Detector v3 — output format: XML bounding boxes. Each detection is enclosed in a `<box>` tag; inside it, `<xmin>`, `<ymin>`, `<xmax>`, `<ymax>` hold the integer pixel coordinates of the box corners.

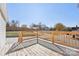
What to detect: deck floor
<box><xmin>6</xmin><ymin>44</ymin><xmax>62</xmax><ymax>56</ymax></box>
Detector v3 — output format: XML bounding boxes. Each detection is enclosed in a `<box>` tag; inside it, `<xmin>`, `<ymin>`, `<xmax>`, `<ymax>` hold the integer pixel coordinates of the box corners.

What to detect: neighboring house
<box><xmin>0</xmin><ymin>4</ymin><xmax>7</xmax><ymax>48</ymax></box>
<box><xmin>31</xmin><ymin>24</ymin><xmax>49</xmax><ymax>31</ymax></box>
<box><xmin>71</xmin><ymin>25</ymin><xmax>79</xmax><ymax>31</ymax></box>
<box><xmin>71</xmin><ymin>25</ymin><xmax>79</xmax><ymax>39</ymax></box>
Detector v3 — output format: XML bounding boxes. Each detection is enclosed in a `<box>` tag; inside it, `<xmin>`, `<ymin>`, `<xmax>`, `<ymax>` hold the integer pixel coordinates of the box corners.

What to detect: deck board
<box><xmin>6</xmin><ymin>44</ymin><xmax>62</xmax><ymax>56</ymax></box>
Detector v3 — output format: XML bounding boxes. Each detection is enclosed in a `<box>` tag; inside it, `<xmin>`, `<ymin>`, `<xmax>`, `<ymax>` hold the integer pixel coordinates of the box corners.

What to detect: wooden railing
<box><xmin>18</xmin><ymin>31</ymin><xmax>23</xmax><ymax>43</ymax></box>
<box><xmin>18</xmin><ymin>31</ymin><xmax>79</xmax><ymax>49</ymax></box>
<box><xmin>18</xmin><ymin>31</ymin><xmax>37</xmax><ymax>43</ymax></box>
<box><xmin>51</xmin><ymin>31</ymin><xmax>79</xmax><ymax>48</ymax></box>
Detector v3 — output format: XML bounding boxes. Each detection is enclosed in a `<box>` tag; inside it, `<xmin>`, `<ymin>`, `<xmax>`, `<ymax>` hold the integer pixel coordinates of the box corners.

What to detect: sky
<box><xmin>7</xmin><ymin>3</ymin><xmax>79</xmax><ymax>27</ymax></box>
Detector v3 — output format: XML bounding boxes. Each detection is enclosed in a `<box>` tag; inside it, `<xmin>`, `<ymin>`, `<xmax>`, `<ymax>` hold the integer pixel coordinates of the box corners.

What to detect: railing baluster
<box><xmin>51</xmin><ymin>31</ymin><xmax>79</xmax><ymax>49</ymax></box>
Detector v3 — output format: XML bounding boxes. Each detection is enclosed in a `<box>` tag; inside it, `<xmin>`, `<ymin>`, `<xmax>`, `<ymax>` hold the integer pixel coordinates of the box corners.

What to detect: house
<box><xmin>71</xmin><ymin>25</ymin><xmax>79</xmax><ymax>31</ymax></box>
<box><xmin>0</xmin><ymin>3</ymin><xmax>7</xmax><ymax>48</ymax></box>
<box><xmin>30</xmin><ymin>23</ymin><xmax>50</xmax><ymax>31</ymax></box>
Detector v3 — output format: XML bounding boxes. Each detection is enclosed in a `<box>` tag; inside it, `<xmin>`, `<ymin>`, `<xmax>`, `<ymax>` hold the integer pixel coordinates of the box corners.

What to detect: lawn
<box><xmin>6</xmin><ymin>31</ymin><xmax>37</xmax><ymax>37</ymax></box>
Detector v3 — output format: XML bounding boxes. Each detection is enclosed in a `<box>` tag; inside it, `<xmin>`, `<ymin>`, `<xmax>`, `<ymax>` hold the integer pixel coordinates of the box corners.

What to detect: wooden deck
<box><xmin>5</xmin><ymin>44</ymin><xmax>62</xmax><ymax>56</ymax></box>
<box><xmin>0</xmin><ymin>37</ymin><xmax>78</xmax><ymax>56</ymax></box>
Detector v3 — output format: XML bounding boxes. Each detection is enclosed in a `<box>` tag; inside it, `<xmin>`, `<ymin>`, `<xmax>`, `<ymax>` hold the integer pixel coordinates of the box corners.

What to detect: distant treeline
<box><xmin>6</xmin><ymin>20</ymin><xmax>76</xmax><ymax>31</ymax></box>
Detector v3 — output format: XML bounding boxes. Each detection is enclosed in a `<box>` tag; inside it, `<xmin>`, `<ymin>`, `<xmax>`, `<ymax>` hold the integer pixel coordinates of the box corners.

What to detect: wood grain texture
<box><xmin>6</xmin><ymin>44</ymin><xmax>62</xmax><ymax>56</ymax></box>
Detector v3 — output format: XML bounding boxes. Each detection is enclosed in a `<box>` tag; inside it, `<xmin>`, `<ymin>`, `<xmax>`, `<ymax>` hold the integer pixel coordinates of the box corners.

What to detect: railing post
<box><xmin>37</xmin><ymin>29</ymin><xmax>38</xmax><ymax>43</ymax></box>
<box><xmin>18</xmin><ymin>31</ymin><xmax>23</xmax><ymax>43</ymax></box>
<box><xmin>52</xmin><ymin>32</ymin><xmax>55</xmax><ymax>44</ymax></box>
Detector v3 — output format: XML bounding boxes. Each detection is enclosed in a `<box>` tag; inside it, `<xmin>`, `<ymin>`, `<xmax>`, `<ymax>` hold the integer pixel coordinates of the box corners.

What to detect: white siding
<box><xmin>0</xmin><ymin>3</ymin><xmax>7</xmax><ymax>49</ymax></box>
<box><xmin>0</xmin><ymin>13</ymin><xmax>6</xmax><ymax>48</ymax></box>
